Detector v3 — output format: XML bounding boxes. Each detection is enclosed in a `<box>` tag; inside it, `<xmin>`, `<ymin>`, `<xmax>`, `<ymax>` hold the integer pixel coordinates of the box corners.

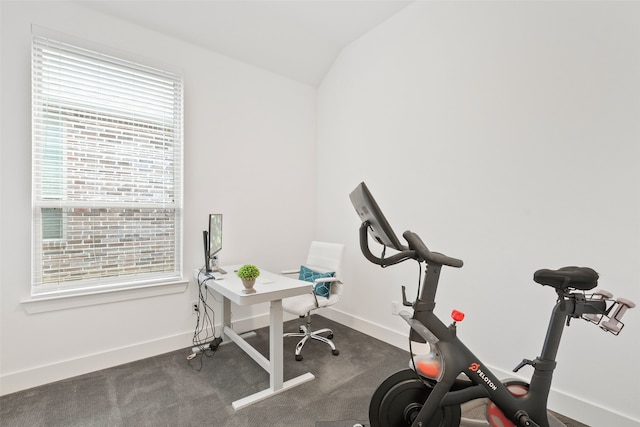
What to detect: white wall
<box><xmin>317</xmin><ymin>2</ymin><xmax>639</xmax><ymax>426</ymax></box>
<box><xmin>0</xmin><ymin>1</ymin><xmax>316</xmax><ymax>394</ymax></box>
<box><xmin>3</xmin><ymin>1</ymin><xmax>639</xmax><ymax>425</ymax></box>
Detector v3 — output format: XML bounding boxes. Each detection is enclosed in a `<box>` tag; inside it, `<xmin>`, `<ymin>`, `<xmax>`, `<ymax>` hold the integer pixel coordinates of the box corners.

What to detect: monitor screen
<box><xmin>349</xmin><ymin>182</ymin><xmax>406</xmax><ymax>251</ymax></box>
<box><xmin>209</xmin><ymin>214</ymin><xmax>223</xmax><ymax>257</ymax></box>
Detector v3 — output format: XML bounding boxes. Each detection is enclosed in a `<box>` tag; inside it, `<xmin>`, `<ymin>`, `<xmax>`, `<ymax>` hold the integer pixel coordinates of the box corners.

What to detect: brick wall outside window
<box><xmin>41</xmin><ymin>208</ymin><xmax>176</xmax><ymax>285</ymax></box>
<box><xmin>38</xmin><ymin>111</ymin><xmax>179</xmax><ymax>287</ymax></box>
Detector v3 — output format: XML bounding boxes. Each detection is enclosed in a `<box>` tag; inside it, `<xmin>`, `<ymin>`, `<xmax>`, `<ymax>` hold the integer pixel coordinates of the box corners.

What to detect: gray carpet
<box><xmin>0</xmin><ymin>315</ymin><xmax>588</xmax><ymax>427</ymax></box>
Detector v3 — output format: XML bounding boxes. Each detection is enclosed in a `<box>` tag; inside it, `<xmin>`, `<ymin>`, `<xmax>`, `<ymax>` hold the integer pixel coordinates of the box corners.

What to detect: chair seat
<box><xmin>282</xmin><ymin>293</ymin><xmax>339</xmax><ymax>317</ymax></box>
<box><xmin>282</xmin><ymin>241</ymin><xmax>345</xmax><ymax>361</ymax></box>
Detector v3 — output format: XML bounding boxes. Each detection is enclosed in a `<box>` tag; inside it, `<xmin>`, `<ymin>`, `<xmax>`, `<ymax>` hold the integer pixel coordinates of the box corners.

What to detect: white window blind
<box><xmin>32</xmin><ymin>29</ymin><xmax>184</xmax><ymax>296</ymax></box>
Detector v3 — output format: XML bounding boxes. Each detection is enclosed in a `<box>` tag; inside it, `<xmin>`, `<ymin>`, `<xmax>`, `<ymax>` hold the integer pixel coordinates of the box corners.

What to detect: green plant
<box><xmin>237</xmin><ymin>264</ymin><xmax>260</xmax><ymax>280</ymax></box>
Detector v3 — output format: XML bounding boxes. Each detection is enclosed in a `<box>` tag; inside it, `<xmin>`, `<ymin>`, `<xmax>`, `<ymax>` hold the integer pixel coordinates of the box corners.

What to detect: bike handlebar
<box><xmin>359</xmin><ymin>222</ymin><xmax>415</xmax><ymax>267</ymax></box>
<box><xmin>359</xmin><ymin>221</ymin><xmax>463</xmax><ymax>269</ymax></box>
<box><xmin>402</xmin><ymin>230</ymin><xmax>464</xmax><ymax>268</ymax></box>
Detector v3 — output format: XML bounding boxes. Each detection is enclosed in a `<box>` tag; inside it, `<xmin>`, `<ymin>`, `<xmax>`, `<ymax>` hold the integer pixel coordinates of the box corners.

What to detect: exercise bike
<box><xmin>349</xmin><ymin>182</ymin><xmax>635</xmax><ymax>427</ymax></box>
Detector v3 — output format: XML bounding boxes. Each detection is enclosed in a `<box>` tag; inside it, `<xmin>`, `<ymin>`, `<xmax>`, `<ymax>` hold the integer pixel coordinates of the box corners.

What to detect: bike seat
<box><xmin>534</xmin><ymin>266</ymin><xmax>598</xmax><ymax>291</ymax></box>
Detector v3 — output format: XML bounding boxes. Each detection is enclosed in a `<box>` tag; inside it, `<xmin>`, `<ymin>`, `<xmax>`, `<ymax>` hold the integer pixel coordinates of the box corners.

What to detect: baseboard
<box><xmin>0</xmin><ymin>311</ymin><xmax>295</xmax><ymax>397</ymax></box>
<box><xmin>319</xmin><ymin>306</ymin><xmax>410</xmax><ymax>350</ymax></box>
<box><xmin>0</xmin><ymin>331</ymin><xmax>193</xmax><ymax>396</ymax></box>
<box><xmin>321</xmin><ymin>307</ymin><xmax>639</xmax><ymax>427</ymax></box>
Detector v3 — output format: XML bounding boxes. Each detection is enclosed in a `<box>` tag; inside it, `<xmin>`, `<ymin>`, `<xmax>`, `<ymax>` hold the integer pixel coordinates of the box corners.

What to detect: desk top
<box><xmin>194</xmin><ymin>265</ymin><xmax>312</xmax><ymax>305</ymax></box>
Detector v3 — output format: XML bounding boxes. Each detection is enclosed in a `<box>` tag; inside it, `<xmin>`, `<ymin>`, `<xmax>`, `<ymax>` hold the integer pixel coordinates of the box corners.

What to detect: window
<box><xmin>31</xmin><ymin>28</ymin><xmax>184</xmax><ymax>296</ymax></box>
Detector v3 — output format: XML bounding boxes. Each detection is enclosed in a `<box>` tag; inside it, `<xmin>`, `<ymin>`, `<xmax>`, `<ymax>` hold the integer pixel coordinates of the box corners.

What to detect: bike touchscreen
<box><xmin>349</xmin><ymin>182</ymin><xmax>407</xmax><ymax>252</ymax></box>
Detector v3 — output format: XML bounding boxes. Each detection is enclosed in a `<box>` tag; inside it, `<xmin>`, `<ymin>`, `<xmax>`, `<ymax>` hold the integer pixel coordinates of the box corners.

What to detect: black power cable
<box><xmin>189</xmin><ymin>267</ymin><xmax>222</xmax><ymax>370</ymax></box>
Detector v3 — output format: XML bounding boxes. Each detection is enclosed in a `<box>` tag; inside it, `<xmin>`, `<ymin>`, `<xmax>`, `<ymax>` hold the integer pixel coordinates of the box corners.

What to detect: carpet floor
<box><xmin>0</xmin><ymin>315</ymin><xmax>588</xmax><ymax>427</ymax></box>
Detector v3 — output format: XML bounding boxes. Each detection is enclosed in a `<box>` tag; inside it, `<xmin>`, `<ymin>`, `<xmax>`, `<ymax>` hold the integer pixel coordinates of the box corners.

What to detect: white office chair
<box><xmin>282</xmin><ymin>241</ymin><xmax>345</xmax><ymax>361</ymax></box>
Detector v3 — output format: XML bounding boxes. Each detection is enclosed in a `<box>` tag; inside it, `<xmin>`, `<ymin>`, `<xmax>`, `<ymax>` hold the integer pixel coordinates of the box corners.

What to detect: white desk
<box><xmin>194</xmin><ymin>266</ymin><xmax>315</xmax><ymax>410</ymax></box>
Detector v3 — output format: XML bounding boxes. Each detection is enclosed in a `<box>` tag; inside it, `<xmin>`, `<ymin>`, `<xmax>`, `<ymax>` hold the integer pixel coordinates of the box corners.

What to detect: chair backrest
<box><xmin>305</xmin><ymin>241</ymin><xmax>345</xmax><ymax>296</ymax></box>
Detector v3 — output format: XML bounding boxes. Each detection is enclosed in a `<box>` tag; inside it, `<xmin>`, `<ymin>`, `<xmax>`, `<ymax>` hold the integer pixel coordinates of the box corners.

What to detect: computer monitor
<box><xmin>209</xmin><ymin>213</ymin><xmax>223</xmax><ymax>257</ymax></box>
<box><xmin>349</xmin><ymin>182</ymin><xmax>406</xmax><ymax>251</ymax></box>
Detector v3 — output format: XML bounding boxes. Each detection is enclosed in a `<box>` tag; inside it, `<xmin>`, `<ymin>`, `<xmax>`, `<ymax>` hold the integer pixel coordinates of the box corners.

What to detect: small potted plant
<box><xmin>237</xmin><ymin>264</ymin><xmax>260</xmax><ymax>294</ymax></box>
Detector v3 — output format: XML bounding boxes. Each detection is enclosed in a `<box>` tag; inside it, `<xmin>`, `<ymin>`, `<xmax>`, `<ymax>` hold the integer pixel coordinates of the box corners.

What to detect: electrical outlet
<box><xmin>391</xmin><ymin>300</ymin><xmax>401</xmax><ymax>315</ymax></box>
<box><xmin>191</xmin><ymin>301</ymin><xmax>199</xmax><ymax>314</ymax></box>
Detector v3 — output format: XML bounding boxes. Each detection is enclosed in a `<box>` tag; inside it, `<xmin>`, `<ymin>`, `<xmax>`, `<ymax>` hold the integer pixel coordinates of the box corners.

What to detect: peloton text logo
<box><xmin>469</xmin><ymin>363</ymin><xmax>498</xmax><ymax>391</ymax></box>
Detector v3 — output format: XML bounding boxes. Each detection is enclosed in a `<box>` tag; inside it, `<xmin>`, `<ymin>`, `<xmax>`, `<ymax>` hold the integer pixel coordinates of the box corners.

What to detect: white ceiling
<box><xmin>80</xmin><ymin>0</ymin><xmax>414</xmax><ymax>87</ymax></box>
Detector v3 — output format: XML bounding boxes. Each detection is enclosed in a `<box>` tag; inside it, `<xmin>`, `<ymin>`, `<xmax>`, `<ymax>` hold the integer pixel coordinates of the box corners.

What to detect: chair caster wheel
<box><xmin>328</xmin><ymin>333</ymin><xmax>334</xmax><ymax>339</ymax></box>
<box><xmin>332</xmin><ymin>349</ymin><xmax>340</xmax><ymax>356</ymax></box>
<box><xmin>295</xmin><ymin>354</ymin><xmax>303</xmax><ymax>361</ymax></box>
<box><xmin>299</xmin><ymin>327</ymin><xmax>305</xmax><ymax>333</ymax></box>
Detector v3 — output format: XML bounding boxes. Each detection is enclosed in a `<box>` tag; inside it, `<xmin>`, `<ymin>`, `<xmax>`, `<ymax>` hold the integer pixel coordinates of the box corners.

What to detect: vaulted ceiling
<box><xmin>80</xmin><ymin>1</ymin><xmax>414</xmax><ymax>87</ymax></box>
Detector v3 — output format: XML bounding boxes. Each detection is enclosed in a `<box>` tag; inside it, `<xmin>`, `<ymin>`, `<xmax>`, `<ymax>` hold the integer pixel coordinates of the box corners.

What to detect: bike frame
<box><xmin>358</xmin><ymin>222</ymin><xmax>607</xmax><ymax>427</ymax></box>
<box><xmin>408</xmin><ymin>263</ymin><xmax>606</xmax><ymax>427</ymax></box>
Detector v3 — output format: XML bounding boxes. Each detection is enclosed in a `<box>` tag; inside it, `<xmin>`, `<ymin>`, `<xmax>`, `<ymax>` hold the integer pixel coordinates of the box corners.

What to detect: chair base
<box><xmin>283</xmin><ymin>315</ymin><xmax>340</xmax><ymax>361</ymax></box>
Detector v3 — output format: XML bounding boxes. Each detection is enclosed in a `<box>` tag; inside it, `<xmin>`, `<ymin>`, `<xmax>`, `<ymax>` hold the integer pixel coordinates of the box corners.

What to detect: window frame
<box><xmin>31</xmin><ymin>27</ymin><xmax>185</xmax><ymax>298</ymax></box>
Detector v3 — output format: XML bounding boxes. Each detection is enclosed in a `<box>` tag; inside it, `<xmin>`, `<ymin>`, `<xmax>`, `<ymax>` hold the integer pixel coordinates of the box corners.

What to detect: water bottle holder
<box><xmin>582</xmin><ymin>311</ymin><xmax>603</xmax><ymax>324</ymax></box>
<box><xmin>581</xmin><ymin>291</ymin><xmax>610</xmax><ymax>325</ymax></box>
<box><xmin>599</xmin><ymin>319</ymin><xmax>626</xmax><ymax>335</ymax></box>
<box><xmin>581</xmin><ymin>291</ymin><xmax>635</xmax><ymax>336</ymax></box>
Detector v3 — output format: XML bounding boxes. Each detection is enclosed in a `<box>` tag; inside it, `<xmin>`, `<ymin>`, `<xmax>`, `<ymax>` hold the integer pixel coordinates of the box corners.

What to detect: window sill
<box><xmin>21</xmin><ymin>280</ymin><xmax>189</xmax><ymax>314</ymax></box>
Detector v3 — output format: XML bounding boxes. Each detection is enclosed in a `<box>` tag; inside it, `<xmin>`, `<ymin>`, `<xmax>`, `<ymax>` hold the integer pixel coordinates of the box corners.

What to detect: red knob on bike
<box><xmin>451</xmin><ymin>310</ymin><xmax>465</xmax><ymax>322</ymax></box>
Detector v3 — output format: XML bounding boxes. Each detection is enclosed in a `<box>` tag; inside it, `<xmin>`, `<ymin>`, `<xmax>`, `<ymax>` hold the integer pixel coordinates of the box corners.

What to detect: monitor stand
<box><xmin>213</xmin><ymin>267</ymin><xmax>227</xmax><ymax>274</ymax></box>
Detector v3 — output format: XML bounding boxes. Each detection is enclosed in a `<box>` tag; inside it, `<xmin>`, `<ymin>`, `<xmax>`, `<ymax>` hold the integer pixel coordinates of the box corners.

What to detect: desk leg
<box><xmin>230</xmin><ymin>298</ymin><xmax>314</xmax><ymax>411</ymax></box>
<box><xmin>222</xmin><ymin>297</ymin><xmax>231</xmax><ymax>339</ymax></box>
<box><xmin>270</xmin><ymin>299</ymin><xmax>284</xmax><ymax>391</ymax></box>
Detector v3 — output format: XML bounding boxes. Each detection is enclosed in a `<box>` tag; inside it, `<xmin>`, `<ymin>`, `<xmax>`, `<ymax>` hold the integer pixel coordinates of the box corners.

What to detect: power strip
<box><xmin>186</xmin><ymin>331</ymin><xmax>257</xmax><ymax>360</ymax></box>
<box><xmin>191</xmin><ymin>337</ymin><xmax>223</xmax><ymax>354</ymax></box>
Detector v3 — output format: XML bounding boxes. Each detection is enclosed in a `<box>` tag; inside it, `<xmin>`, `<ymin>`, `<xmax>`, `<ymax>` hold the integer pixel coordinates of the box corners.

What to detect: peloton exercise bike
<box><xmin>349</xmin><ymin>182</ymin><xmax>635</xmax><ymax>427</ymax></box>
